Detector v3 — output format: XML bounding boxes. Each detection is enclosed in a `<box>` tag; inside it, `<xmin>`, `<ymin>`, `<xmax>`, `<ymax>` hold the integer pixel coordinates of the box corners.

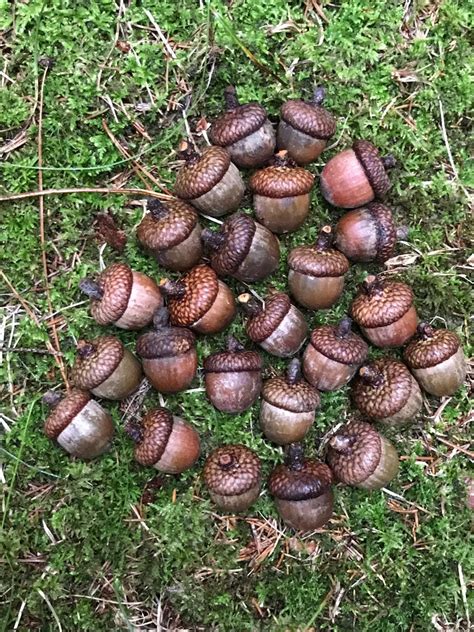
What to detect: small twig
<box><xmin>435</xmin><ymin>436</ymin><xmax>474</xmax><ymax>459</ymax></box>
<box><xmin>0</xmin><ymin>346</ymin><xmax>65</xmax><ymax>356</ymax></box>
<box><xmin>0</xmin><ymin>187</ymin><xmax>172</xmax><ymax>203</ymax></box>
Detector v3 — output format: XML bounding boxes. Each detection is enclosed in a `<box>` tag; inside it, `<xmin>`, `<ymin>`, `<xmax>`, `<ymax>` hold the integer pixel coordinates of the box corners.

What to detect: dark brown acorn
<box><xmin>352</xmin><ymin>358</ymin><xmax>423</xmax><ymax>425</ymax></box>
<box><xmin>202</xmin><ymin>213</ymin><xmax>280</xmax><ymax>283</ymax></box>
<box><xmin>249</xmin><ymin>151</ymin><xmax>314</xmax><ymax>234</ymax></box>
<box><xmin>277</xmin><ymin>86</ymin><xmax>337</xmax><ymax>165</ymax></box>
<box><xmin>203</xmin><ymin>444</ymin><xmax>262</xmax><ymax>512</ymax></box>
<box><xmin>334</xmin><ymin>202</ymin><xmax>407</xmax><ymax>263</ymax></box>
<box><xmin>159</xmin><ymin>265</ymin><xmax>236</xmax><ymax>335</ymax></box>
<box><xmin>268</xmin><ymin>443</ymin><xmax>334</xmax><ymax>531</ymax></box>
<box><xmin>71</xmin><ymin>336</ymin><xmax>142</xmax><ymax>401</ymax></box>
<box><xmin>320</xmin><ymin>140</ymin><xmax>396</xmax><ymax>209</ymax></box>
<box><xmin>260</xmin><ymin>359</ymin><xmax>320</xmax><ymax>445</ymax></box>
<box><xmin>351</xmin><ymin>275</ymin><xmax>418</xmax><ymax>347</ymax></box>
<box><xmin>43</xmin><ymin>389</ymin><xmax>114</xmax><ymax>459</ymax></box>
<box><xmin>327</xmin><ymin>420</ymin><xmax>399</xmax><ymax>489</ymax></box>
<box><xmin>288</xmin><ymin>226</ymin><xmax>350</xmax><ymax>310</ymax></box>
<box><xmin>208</xmin><ymin>85</ymin><xmax>276</xmax><ymax>168</ymax></box>
<box><xmin>126</xmin><ymin>408</ymin><xmax>200</xmax><ymax>474</ymax></box>
<box><xmin>174</xmin><ymin>142</ymin><xmax>244</xmax><ymax>217</ymax></box>
<box><xmin>136</xmin><ymin>198</ymin><xmax>202</xmax><ymax>271</ymax></box>
<box><xmin>303</xmin><ymin>317</ymin><xmax>368</xmax><ymax>391</ymax></box>
<box><xmin>79</xmin><ymin>263</ymin><xmax>163</xmax><ymax>330</ymax></box>
<box><xmin>239</xmin><ymin>292</ymin><xmax>308</xmax><ymax>358</ymax></box>
<box><xmin>136</xmin><ymin>307</ymin><xmax>197</xmax><ymax>394</ymax></box>
<box><xmin>204</xmin><ymin>336</ymin><xmax>262</xmax><ymax>413</ymax></box>
<box><xmin>403</xmin><ymin>323</ymin><xmax>467</xmax><ymax>396</ymax></box>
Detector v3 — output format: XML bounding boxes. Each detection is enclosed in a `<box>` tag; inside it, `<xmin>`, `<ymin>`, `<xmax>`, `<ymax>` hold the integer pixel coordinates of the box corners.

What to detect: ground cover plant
<box><xmin>0</xmin><ymin>0</ymin><xmax>472</xmax><ymax>630</ymax></box>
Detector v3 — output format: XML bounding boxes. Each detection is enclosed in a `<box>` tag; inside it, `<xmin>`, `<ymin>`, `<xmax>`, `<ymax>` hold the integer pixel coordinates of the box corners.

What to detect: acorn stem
<box><xmin>312</xmin><ymin>85</ymin><xmax>326</xmax><ymax>105</ymax></box>
<box><xmin>382</xmin><ymin>155</ymin><xmax>397</xmax><ymax>170</ymax></box>
<box><xmin>79</xmin><ymin>278</ymin><xmax>104</xmax><ymax>300</ymax></box>
<box><xmin>286</xmin><ymin>443</ymin><xmax>305</xmax><ymax>471</ymax></box>
<box><xmin>153</xmin><ymin>306</ymin><xmax>170</xmax><ymax>330</ymax></box>
<box><xmin>148</xmin><ymin>199</ymin><xmax>169</xmax><ymax>220</ymax></box>
<box><xmin>417</xmin><ymin>322</ymin><xmax>435</xmax><ymax>339</ymax></box>
<box><xmin>237</xmin><ymin>293</ymin><xmax>263</xmax><ymax>317</ymax></box>
<box><xmin>177</xmin><ymin>140</ymin><xmax>200</xmax><ymax>164</ymax></box>
<box><xmin>286</xmin><ymin>358</ymin><xmax>302</xmax><ymax>385</ymax></box>
<box><xmin>224</xmin><ymin>85</ymin><xmax>239</xmax><ymax>109</ymax></box>
<box><xmin>43</xmin><ymin>390</ymin><xmax>62</xmax><ymax>407</ymax></box>
<box><xmin>272</xmin><ymin>150</ymin><xmax>291</xmax><ymax>168</ymax></box>
<box><xmin>125</xmin><ymin>423</ymin><xmax>143</xmax><ymax>443</ymax></box>
<box><xmin>362</xmin><ymin>275</ymin><xmax>383</xmax><ymax>295</ymax></box>
<box><xmin>159</xmin><ymin>279</ymin><xmax>186</xmax><ymax>299</ymax></box>
<box><xmin>329</xmin><ymin>433</ymin><xmax>356</xmax><ymax>454</ymax></box>
<box><xmin>201</xmin><ymin>228</ymin><xmax>226</xmax><ymax>251</ymax></box>
<box><xmin>226</xmin><ymin>336</ymin><xmax>245</xmax><ymax>353</ymax></box>
<box><xmin>315</xmin><ymin>225</ymin><xmax>333</xmax><ymax>250</ymax></box>
<box><xmin>359</xmin><ymin>365</ymin><xmax>384</xmax><ymax>387</ymax></box>
<box><xmin>76</xmin><ymin>340</ymin><xmax>96</xmax><ymax>358</ymax></box>
<box><xmin>336</xmin><ymin>316</ymin><xmax>352</xmax><ymax>338</ymax></box>
<box><xmin>218</xmin><ymin>453</ymin><xmax>235</xmax><ymax>470</ymax></box>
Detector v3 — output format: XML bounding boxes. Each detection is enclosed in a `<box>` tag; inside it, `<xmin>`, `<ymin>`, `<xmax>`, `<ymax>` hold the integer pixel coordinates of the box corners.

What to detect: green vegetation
<box><xmin>0</xmin><ymin>0</ymin><xmax>472</xmax><ymax>629</ymax></box>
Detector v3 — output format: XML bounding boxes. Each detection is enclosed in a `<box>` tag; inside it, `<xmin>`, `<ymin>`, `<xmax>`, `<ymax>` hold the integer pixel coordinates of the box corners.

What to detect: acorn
<box><xmin>136</xmin><ymin>198</ymin><xmax>202</xmax><ymax>271</ymax></box>
<box><xmin>320</xmin><ymin>140</ymin><xmax>396</xmax><ymax>208</ymax></box>
<box><xmin>136</xmin><ymin>307</ymin><xmax>197</xmax><ymax>394</ymax></box>
<box><xmin>303</xmin><ymin>317</ymin><xmax>368</xmax><ymax>391</ymax></box>
<box><xmin>268</xmin><ymin>443</ymin><xmax>334</xmax><ymax>531</ymax></box>
<box><xmin>351</xmin><ymin>275</ymin><xmax>418</xmax><ymax>347</ymax></box>
<box><xmin>159</xmin><ymin>265</ymin><xmax>236</xmax><ymax>335</ymax></box>
<box><xmin>203</xmin><ymin>444</ymin><xmax>262</xmax><ymax>512</ymax></box>
<box><xmin>352</xmin><ymin>358</ymin><xmax>423</xmax><ymax>426</ymax></box>
<box><xmin>43</xmin><ymin>389</ymin><xmax>114</xmax><ymax>459</ymax></box>
<box><xmin>403</xmin><ymin>323</ymin><xmax>467</xmax><ymax>396</ymax></box>
<box><xmin>71</xmin><ymin>336</ymin><xmax>142</xmax><ymax>401</ymax></box>
<box><xmin>260</xmin><ymin>359</ymin><xmax>320</xmax><ymax>445</ymax></box>
<box><xmin>239</xmin><ymin>292</ymin><xmax>308</xmax><ymax>358</ymax></box>
<box><xmin>208</xmin><ymin>85</ymin><xmax>276</xmax><ymax>168</ymax></box>
<box><xmin>79</xmin><ymin>263</ymin><xmax>163</xmax><ymax>330</ymax></box>
<box><xmin>126</xmin><ymin>408</ymin><xmax>200</xmax><ymax>474</ymax></box>
<box><xmin>204</xmin><ymin>337</ymin><xmax>263</xmax><ymax>413</ymax></box>
<box><xmin>249</xmin><ymin>151</ymin><xmax>314</xmax><ymax>234</ymax></box>
<box><xmin>277</xmin><ymin>86</ymin><xmax>337</xmax><ymax>165</ymax></box>
<box><xmin>327</xmin><ymin>420</ymin><xmax>399</xmax><ymax>490</ymax></box>
<box><xmin>202</xmin><ymin>213</ymin><xmax>280</xmax><ymax>283</ymax></box>
<box><xmin>334</xmin><ymin>202</ymin><xmax>407</xmax><ymax>263</ymax></box>
<box><xmin>288</xmin><ymin>226</ymin><xmax>350</xmax><ymax>310</ymax></box>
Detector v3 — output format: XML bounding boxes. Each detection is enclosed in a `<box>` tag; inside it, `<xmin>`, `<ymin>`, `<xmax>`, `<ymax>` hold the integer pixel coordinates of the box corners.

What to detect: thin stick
<box><xmin>0</xmin><ymin>187</ymin><xmax>172</xmax><ymax>203</ymax></box>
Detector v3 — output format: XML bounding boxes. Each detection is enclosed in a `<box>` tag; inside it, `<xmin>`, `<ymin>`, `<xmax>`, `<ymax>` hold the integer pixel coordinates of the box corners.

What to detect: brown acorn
<box><xmin>174</xmin><ymin>143</ymin><xmax>244</xmax><ymax>217</ymax></box>
<box><xmin>43</xmin><ymin>389</ymin><xmax>114</xmax><ymax>459</ymax></box>
<box><xmin>136</xmin><ymin>198</ymin><xmax>202</xmax><ymax>271</ymax></box>
<box><xmin>249</xmin><ymin>151</ymin><xmax>314</xmax><ymax>234</ymax></box>
<box><xmin>268</xmin><ymin>443</ymin><xmax>334</xmax><ymax>531</ymax></box>
<box><xmin>208</xmin><ymin>85</ymin><xmax>276</xmax><ymax>168</ymax></box>
<box><xmin>204</xmin><ymin>337</ymin><xmax>262</xmax><ymax>413</ymax></box>
<box><xmin>320</xmin><ymin>140</ymin><xmax>396</xmax><ymax>209</ymax></box>
<box><xmin>277</xmin><ymin>86</ymin><xmax>337</xmax><ymax>165</ymax></box>
<box><xmin>288</xmin><ymin>226</ymin><xmax>350</xmax><ymax>310</ymax></box>
<box><xmin>126</xmin><ymin>408</ymin><xmax>200</xmax><ymax>474</ymax></box>
<box><xmin>351</xmin><ymin>275</ymin><xmax>418</xmax><ymax>347</ymax></box>
<box><xmin>239</xmin><ymin>292</ymin><xmax>308</xmax><ymax>358</ymax></box>
<box><xmin>136</xmin><ymin>307</ymin><xmax>197</xmax><ymax>394</ymax></box>
<box><xmin>159</xmin><ymin>265</ymin><xmax>236</xmax><ymax>335</ymax></box>
<box><xmin>334</xmin><ymin>202</ymin><xmax>407</xmax><ymax>263</ymax></box>
<box><xmin>303</xmin><ymin>317</ymin><xmax>369</xmax><ymax>391</ymax></box>
<box><xmin>71</xmin><ymin>336</ymin><xmax>142</xmax><ymax>401</ymax></box>
<box><xmin>352</xmin><ymin>358</ymin><xmax>423</xmax><ymax>425</ymax></box>
<box><xmin>203</xmin><ymin>444</ymin><xmax>262</xmax><ymax>512</ymax></box>
<box><xmin>260</xmin><ymin>359</ymin><xmax>320</xmax><ymax>445</ymax></box>
<box><xmin>327</xmin><ymin>420</ymin><xmax>399</xmax><ymax>490</ymax></box>
<box><xmin>202</xmin><ymin>213</ymin><xmax>280</xmax><ymax>283</ymax></box>
<box><xmin>403</xmin><ymin>323</ymin><xmax>467</xmax><ymax>396</ymax></box>
<box><xmin>79</xmin><ymin>263</ymin><xmax>163</xmax><ymax>330</ymax></box>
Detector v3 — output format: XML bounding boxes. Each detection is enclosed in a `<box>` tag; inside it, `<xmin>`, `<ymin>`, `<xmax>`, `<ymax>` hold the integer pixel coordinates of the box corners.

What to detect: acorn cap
<box><xmin>204</xmin><ymin>337</ymin><xmax>262</xmax><ymax>373</ymax></box>
<box><xmin>136</xmin><ymin>327</ymin><xmax>195</xmax><ymax>359</ymax></box>
<box><xmin>353</xmin><ymin>140</ymin><xmax>391</xmax><ymax>198</ymax></box>
<box><xmin>245</xmin><ymin>293</ymin><xmax>291</xmax><ymax>343</ymax></box>
<box><xmin>203</xmin><ymin>444</ymin><xmax>261</xmax><ymax>496</ymax></box>
<box><xmin>327</xmin><ymin>421</ymin><xmax>382</xmax><ymax>485</ymax></box>
<box><xmin>174</xmin><ymin>146</ymin><xmax>232</xmax><ymax>200</ymax></box>
<box><xmin>404</xmin><ymin>324</ymin><xmax>461</xmax><ymax>369</ymax></box>
<box><xmin>249</xmin><ymin>165</ymin><xmax>314</xmax><ymax>198</ymax></box>
<box><xmin>352</xmin><ymin>358</ymin><xmax>413</xmax><ymax>418</ymax></box>
<box><xmin>72</xmin><ymin>337</ymin><xmax>124</xmax><ymax>390</ymax></box>
<box><xmin>262</xmin><ymin>360</ymin><xmax>319</xmax><ymax>412</ymax></box>
<box><xmin>351</xmin><ymin>276</ymin><xmax>414</xmax><ymax>328</ymax></box>
<box><xmin>206</xmin><ymin>214</ymin><xmax>256</xmax><ymax>276</ymax></box>
<box><xmin>268</xmin><ymin>459</ymin><xmax>333</xmax><ymax>501</ymax></box>
<box><xmin>132</xmin><ymin>408</ymin><xmax>174</xmax><ymax>466</ymax></box>
<box><xmin>288</xmin><ymin>227</ymin><xmax>349</xmax><ymax>278</ymax></box>
<box><xmin>44</xmin><ymin>389</ymin><xmax>91</xmax><ymax>439</ymax></box>
<box><xmin>365</xmin><ymin>202</ymin><xmax>397</xmax><ymax>262</ymax></box>
<box><xmin>163</xmin><ymin>265</ymin><xmax>219</xmax><ymax>327</ymax></box>
<box><xmin>137</xmin><ymin>199</ymin><xmax>198</xmax><ymax>251</ymax></box>
<box><xmin>280</xmin><ymin>97</ymin><xmax>336</xmax><ymax>140</ymax></box>
<box><xmin>86</xmin><ymin>263</ymin><xmax>133</xmax><ymax>325</ymax></box>
<box><xmin>209</xmin><ymin>87</ymin><xmax>268</xmax><ymax>146</ymax></box>
<box><xmin>309</xmin><ymin>319</ymin><xmax>368</xmax><ymax>366</ymax></box>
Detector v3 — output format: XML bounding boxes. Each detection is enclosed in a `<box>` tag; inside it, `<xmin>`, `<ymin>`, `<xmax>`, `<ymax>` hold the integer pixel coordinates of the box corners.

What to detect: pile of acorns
<box><xmin>44</xmin><ymin>86</ymin><xmax>467</xmax><ymax>532</ymax></box>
